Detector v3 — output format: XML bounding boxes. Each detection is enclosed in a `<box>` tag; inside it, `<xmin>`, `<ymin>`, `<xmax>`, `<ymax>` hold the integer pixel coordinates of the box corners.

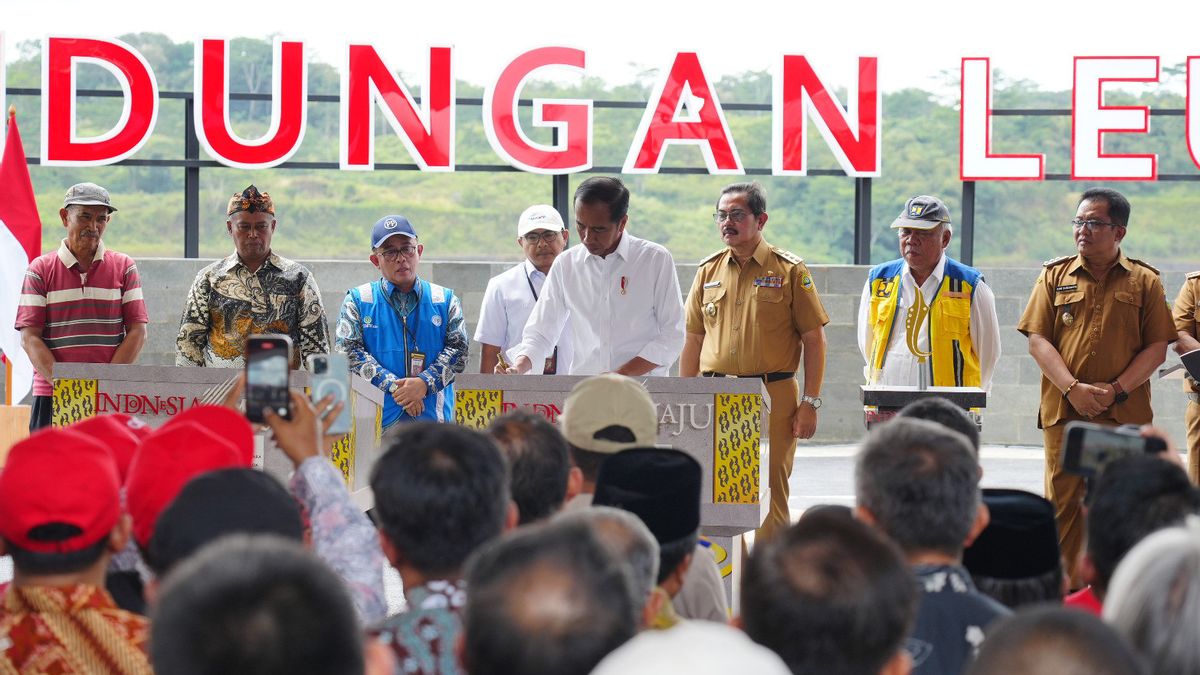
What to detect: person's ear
<box><xmin>504</xmin><ymin>501</ymin><xmax>520</xmax><ymax>531</ymax></box>
<box><xmin>369</xmin><ymin>253</ymin><xmax>381</xmax><ymax>270</ymax></box>
<box><xmin>363</xmin><ymin>636</ymin><xmax>397</xmax><ymax>675</ymax></box>
<box><xmin>641</xmin><ymin>588</ymin><xmax>666</xmax><ymax>629</ymax></box>
<box><xmin>1080</xmin><ymin>553</ymin><xmax>1098</xmax><ymax>588</ymax></box>
<box><xmin>144</xmin><ymin>576</ymin><xmax>160</xmax><ymax>607</ymax></box>
<box><xmin>854</xmin><ymin>504</ymin><xmax>878</xmax><ymax>526</ymax></box>
<box><xmin>963</xmin><ymin>501</ymin><xmax>990</xmax><ymax>548</ymax></box>
<box><xmin>756</xmin><ymin>212</ymin><xmax>768</xmax><ymax>230</ymax></box>
<box><xmin>378</xmin><ymin>531</ymin><xmax>402</xmax><ymax>568</ymax></box>
<box><xmin>564</xmin><ymin>467</ymin><xmax>584</xmax><ymax>503</ymax></box>
<box><xmin>109</xmin><ymin>514</ymin><xmax>132</xmax><ymax>553</ymax></box>
<box><xmin>880</xmin><ymin>648</ymin><xmax>913</xmax><ymax>675</ymax></box>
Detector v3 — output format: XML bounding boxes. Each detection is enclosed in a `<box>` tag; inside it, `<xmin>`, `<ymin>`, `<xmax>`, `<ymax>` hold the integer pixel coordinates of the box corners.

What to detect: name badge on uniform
<box><xmin>1056</xmin><ymin>284</ymin><xmax>1078</xmax><ymax>293</ymax></box>
<box><xmin>409</xmin><ymin>351</ymin><xmax>426</xmax><ymax>377</ymax></box>
<box><xmin>703</xmin><ymin>280</ymin><xmax>721</xmax><ymax>289</ymax></box>
<box><xmin>754</xmin><ymin>275</ymin><xmax>783</xmax><ymax>288</ymax></box>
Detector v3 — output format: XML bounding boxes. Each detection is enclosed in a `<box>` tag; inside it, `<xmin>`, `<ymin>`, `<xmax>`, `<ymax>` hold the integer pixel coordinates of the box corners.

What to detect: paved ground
<box><xmin>0</xmin><ymin>443</ymin><xmax>1050</xmax><ymax>613</ymax></box>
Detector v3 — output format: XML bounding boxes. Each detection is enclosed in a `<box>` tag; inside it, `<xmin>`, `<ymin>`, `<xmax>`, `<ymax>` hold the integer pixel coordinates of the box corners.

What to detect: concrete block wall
<box><xmin>67</xmin><ymin>258</ymin><xmax>1197</xmax><ymax>447</ymax></box>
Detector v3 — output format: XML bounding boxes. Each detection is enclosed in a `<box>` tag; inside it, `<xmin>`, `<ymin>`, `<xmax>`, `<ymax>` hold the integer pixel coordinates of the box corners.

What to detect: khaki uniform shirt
<box><xmin>1017</xmin><ymin>252</ymin><xmax>1175</xmax><ymax>427</ymax></box>
<box><xmin>1171</xmin><ymin>272</ymin><xmax>1200</xmax><ymax>393</ymax></box>
<box><xmin>685</xmin><ymin>238</ymin><xmax>829</xmax><ymax>374</ymax></box>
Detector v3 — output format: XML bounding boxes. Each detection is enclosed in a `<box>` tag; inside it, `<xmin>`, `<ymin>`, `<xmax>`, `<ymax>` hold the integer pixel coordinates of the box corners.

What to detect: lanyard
<box><xmin>525</xmin><ymin>268</ymin><xmax>540</xmax><ymax>301</ymax></box>
<box><xmin>380</xmin><ymin>280</ymin><xmax>420</xmax><ymax>359</ymax></box>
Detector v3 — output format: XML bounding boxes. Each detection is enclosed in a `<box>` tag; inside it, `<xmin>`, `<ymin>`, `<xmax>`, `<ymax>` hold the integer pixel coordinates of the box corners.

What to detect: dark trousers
<box><xmin>29</xmin><ymin>395</ymin><xmax>53</xmax><ymax>432</ymax></box>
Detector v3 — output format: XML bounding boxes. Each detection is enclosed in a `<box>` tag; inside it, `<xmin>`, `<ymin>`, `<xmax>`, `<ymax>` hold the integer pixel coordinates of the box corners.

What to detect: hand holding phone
<box><xmin>1062</xmin><ymin>421</ymin><xmax>1168</xmax><ymax>479</ymax></box>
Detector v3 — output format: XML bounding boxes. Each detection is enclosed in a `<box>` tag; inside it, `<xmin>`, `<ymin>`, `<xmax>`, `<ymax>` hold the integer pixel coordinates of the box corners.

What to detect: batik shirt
<box><xmin>176</xmin><ymin>252</ymin><xmax>330</xmax><ymax>369</ymax></box>
<box><xmin>0</xmin><ymin>584</ymin><xmax>152</xmax><ymax>674</ymax></box>
<box><xmin>335</xmin><ymin>281</ymin><xmax>468</xmax><ymax>397</ymax></box>
<box><xmin>373</xmin><ymin>579</ymin><xmax>467</xmax><ymax>675</ymax></box>
<box><xmin>907</xmin><ymin>564</ymin><xmax>1010</xmax><ymax>675</ymax></box>
<box><xmin>291</xmin><ymin>456</ymin><xmax>387</xmax><ymax>625</ymax></box>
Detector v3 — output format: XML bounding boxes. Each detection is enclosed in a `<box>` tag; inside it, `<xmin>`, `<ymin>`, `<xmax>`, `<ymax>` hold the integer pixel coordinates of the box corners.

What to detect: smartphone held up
<box><xmin>245</xmin><ymin>334</ymin><xmax>293</xmax><ymax>423</ymax></box>
<box><xmin>307</xmin><ymin>353</ymin><xmax>352</xmax><ymax>435</ymax></box>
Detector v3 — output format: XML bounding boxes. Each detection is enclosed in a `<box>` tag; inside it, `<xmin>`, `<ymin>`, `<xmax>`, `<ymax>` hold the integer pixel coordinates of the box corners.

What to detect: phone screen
<box><xmin>1062</xmin><ymin>421</ymin><xmax>1162</xmax><ymax>478</ymax></box>
<box><xmin>246</xmin><ymin>336</ymin><xmax>292</xmax><ymax>423</ymax></box>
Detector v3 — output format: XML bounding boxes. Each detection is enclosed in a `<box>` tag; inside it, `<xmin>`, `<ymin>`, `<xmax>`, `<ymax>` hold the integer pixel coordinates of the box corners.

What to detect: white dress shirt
<box><xmin>515</xmin><ymin>233</ymin><xmax>685</xmax><ymax>376</ymax></box>
<box><xmin>856</xmin><ymin>254</ymin><xmax>1001</xmax><ymax>389</ymax></box>
<box><xmin>474</xmin><ymin>259</ymin><xmax>573</xmax><ymax>375</ymax></box>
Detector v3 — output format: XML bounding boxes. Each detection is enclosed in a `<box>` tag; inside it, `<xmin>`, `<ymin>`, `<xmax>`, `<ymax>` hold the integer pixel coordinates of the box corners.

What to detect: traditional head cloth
<box><xmin>227</xmin><ymin>184</ymin><xmax>274</xmax><ymax>216</ymax></box>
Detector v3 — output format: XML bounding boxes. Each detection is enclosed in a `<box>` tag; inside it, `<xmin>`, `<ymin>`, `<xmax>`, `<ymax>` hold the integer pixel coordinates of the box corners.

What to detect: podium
<box><xmin>52</xmin><ymin>364</ymin><xmax>385</xmax><ymax>498</ymax></box>
<box><xmin>860</xmin><ymin>385</ymin><xmax>987</xmax><ymax>430</ymax></box>
<box><xmin>453</xmin><ymin>374</ymin><xmax>769</xmax><ymax>606</ymax></box>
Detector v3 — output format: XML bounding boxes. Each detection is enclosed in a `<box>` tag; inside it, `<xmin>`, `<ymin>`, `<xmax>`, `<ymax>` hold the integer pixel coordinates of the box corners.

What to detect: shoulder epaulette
<box><xmin>1129</xmin><ymin>258</ymin><xmax>1160</xmax><ymax>274</ymax></box>
<box><xmin>1187</xmin><ymin>271</ymin><xmax>1200</xmax><ymax>280</ymax></box>
<box><xmin>772</xmin><ymin>247</ymin><xmax>804</xmax><ymax>265</ymax></box>
<box><xmin>1043</xmin><ymin>255</ymin><xmax>1073</xmax><ymax>268</ymax></box>
<box><xmin>698</xmin><ymin>249</ymin><xmax>724</xmax><ymax>265</ymax></box>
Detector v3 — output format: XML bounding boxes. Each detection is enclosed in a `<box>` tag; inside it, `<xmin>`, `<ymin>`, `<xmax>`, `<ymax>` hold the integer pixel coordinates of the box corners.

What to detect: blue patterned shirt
<box><xmin>373</xmin><ymin>579</ymin><xmax>466</xmax><ymax>675</ymax></box>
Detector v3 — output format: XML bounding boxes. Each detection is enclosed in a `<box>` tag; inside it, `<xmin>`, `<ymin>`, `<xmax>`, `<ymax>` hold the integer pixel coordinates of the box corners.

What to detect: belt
<box><xmin>1188</xmin><ymin>392</ymin><xmax>1200</xmax><ymax>404</ymax></box>
<box><xmin>702</xmin><ymin>371</ymin><xmax>795</xmax><ymax>383</ymax></box>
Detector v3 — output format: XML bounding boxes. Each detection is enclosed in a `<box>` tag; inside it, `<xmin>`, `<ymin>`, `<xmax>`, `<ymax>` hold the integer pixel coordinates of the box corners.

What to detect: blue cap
<box><xmin>371</xmin><ymin>215</ymin><xmax>418</xmax><ymax>249</ymax></box>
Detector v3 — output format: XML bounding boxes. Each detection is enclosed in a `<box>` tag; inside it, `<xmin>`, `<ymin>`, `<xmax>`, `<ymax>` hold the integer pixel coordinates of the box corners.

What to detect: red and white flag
<box><xmin>0</xmin><ymin>107</ymin><xmax>42</xmax><ymax>405</ymax></box>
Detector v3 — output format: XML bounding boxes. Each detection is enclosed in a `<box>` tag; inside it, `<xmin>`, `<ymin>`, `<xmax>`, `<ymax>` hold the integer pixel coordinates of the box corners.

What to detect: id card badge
<box><xmin>409</xmin><ymin>351</ymin><xmax>426</xmax><ymax>377</ymax></box>
<box><xmin>544</xmin><ymin>347</ymin><xmax>559</xmax><ymax>375</ymax></box>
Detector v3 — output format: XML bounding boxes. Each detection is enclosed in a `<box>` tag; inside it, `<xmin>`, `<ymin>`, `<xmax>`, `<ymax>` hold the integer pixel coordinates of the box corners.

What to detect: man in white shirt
<box><xmin>857</xmin><ymin>195</ymin><xmax>1001</xmax><ymax>389</ymax></box>
<box><xmin>502</xmin><ymin>177</ymin><xmax>685</xmax><ymax>376</ymax></box>
<box><xmin>475</xmin><ymin>204</ymin><xmax>573</xmax><ymax>374</ymax></box>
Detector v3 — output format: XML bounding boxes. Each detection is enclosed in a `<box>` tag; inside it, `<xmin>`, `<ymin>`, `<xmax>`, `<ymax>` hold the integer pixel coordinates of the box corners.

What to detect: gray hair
<box><xmin>555</xmin><ymin>506</ymin><xmax>659</xmax><ymax>604</ymax></box>
<box><xmin>1104</xmin><ymin>515</ymin><xmax>1200</xmax><ymax>674</ymax></box>
<box><xmin>855</xmin><ymin>417</ymin><xmax>981</xmax><ymax>556</ymax></box>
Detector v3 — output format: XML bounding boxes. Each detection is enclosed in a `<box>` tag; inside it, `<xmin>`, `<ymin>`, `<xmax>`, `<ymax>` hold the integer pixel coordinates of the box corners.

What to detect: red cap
<box><xmin>163</xmin><ymin>405</ymin><xmax>255</xmax><ymax>466</ymax></box>
<box><xmin>125</xmin><ymin>421</ymin><xmax>247</xmax><ymax>548</ymax></box>
<box><xmin>0</xmin><ymin>428</ymin><xmax>121</xmax><ymax>554</ymax></box>
<box><xmin>69</xmin><ymin>415</ymin><xmax>142</xmax><ymax>482</ymax></box>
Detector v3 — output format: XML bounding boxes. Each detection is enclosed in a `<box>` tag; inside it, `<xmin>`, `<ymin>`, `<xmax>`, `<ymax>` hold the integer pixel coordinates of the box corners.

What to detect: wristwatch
<box><xmin>800</xmin><ymin>395</ymin><xmax>822</xmax><ymax>409</ymax></box>
<box><xmin>1111</xmin><ymin>380</ymin><xmax>1129</xmax><ymax>404</ymax></box>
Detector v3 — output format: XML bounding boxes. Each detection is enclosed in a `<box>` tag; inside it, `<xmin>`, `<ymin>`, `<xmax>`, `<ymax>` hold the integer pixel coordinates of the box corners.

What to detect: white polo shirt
<box><xmin>514</xmin><ymin>233</ymin><xmax>685</xmax><ymax>376</ymax></box>
<box><xmin>474</xmin><ymin>259</ymin><xmax>573</xmax><ymax>375</ymax></box>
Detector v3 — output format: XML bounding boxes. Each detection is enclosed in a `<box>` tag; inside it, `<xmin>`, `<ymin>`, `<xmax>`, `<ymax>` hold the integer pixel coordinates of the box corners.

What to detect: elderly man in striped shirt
<box><xmin>15</xmin><ymin>183</ymin><xmax>149</xmax><ymax>430</ymax></box>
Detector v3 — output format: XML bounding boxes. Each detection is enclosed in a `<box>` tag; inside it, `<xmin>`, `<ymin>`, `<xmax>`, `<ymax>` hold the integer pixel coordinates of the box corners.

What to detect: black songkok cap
<box><xmin>592</xmin><ymin>448</ymin><xmax>701</xmax><ymax>544</ymax></box>
<box><xmin>962</xmin><ymin>488</ymin><xmax>1061</xmax><ymax>579</ymax></box>
<box><xmin>146</xmin><ymin>468</ymin><xmax>304</xmax><ymax>575</ymax></box>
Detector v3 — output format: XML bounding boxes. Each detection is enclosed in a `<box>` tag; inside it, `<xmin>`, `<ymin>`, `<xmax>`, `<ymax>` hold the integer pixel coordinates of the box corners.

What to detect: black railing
<box><xmin>9</xmin><ymin>86</ymin><xmax>1197</xmax><ymax>265</ymax></box>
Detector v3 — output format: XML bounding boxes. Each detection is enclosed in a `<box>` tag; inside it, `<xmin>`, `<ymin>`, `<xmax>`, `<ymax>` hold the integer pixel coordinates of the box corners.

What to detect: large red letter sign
<box><xmin>1186</xmin><ymin>57</ymin><xmax>1200</xmax><ymax>171</ymax></box>
<box><xmin>1072</xmin><ymin>57</ymin><xmax>1159</xmax><ymax>180</ymax></box>
<box><xmin>341</xmin><ymin>46</ymin><xmax>454</xmax><ymax>171</ymax></box>
<box><xmin>195</xmin><ymin>39</ymin><xmax>307</xmax><ymax>169</ymax></box>
<box><xmin>483</xmin><ymin>47</ymin><xmax>591</xmax><ymax>174</ymax></box>
<box><xmin>624</xmin><ymin>52</ymin><xmax>742</xmax><ymax>174</ymax></box>
<box><xmin>773</xmin><ymin>56</ymin><xmax>880</xmax><ymax>176</ymax></box>
<box><xmin>41</xmin><ymin>37</ymin><xmax>159</xmax><ymax>166</ymax></box>
<box><xmin>960</xmin><ymin>58</ymin><xmax>1043</xmax><ymax>180</ymax></box>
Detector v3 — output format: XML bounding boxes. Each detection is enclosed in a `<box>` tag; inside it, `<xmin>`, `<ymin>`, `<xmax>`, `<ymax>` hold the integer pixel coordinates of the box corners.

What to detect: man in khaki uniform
<box><xmin>1171</xmin><ymin>272</ymin><xmax>1200</xmax><ymax>483</ymax></box>
<box><xmin>1017</xmin><ymin>187</ymin><xmax>1174</xmax><ymax>585</ymax></box>
<box><xmin>681</xmin><ymin>181</ymin><xmax>828</xmax><ymax>544</ymax></box>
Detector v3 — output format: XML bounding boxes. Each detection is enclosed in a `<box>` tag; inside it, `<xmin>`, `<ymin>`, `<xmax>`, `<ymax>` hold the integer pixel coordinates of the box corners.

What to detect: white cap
<box><xmin>516</xmin><ymin>204</ymin><xmax>565</xmax><ymax>238</ymax></box>
<box><xmin>559</xmin><ymin>374</ymin><xmax>658</xmax><ymax>454</ymax></box>
<box><xmin>591</xmin><ymin>622</ymin><xmax>791</xmax><ymax>675</ymax></box>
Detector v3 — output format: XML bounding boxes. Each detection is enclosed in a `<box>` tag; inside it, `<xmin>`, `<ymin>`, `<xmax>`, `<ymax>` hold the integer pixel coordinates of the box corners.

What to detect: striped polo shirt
<box><xmin>15</xmin><ymin>240</ymin><xmax>149</xmax><ymax>396</ymax></box>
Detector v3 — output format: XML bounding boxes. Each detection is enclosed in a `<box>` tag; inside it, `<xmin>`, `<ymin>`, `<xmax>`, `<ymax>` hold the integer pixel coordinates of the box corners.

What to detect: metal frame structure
<box><xmin>9</xmin><ymin>87</ymin><xmax>1194</xmax><ymax>264</ymax></box>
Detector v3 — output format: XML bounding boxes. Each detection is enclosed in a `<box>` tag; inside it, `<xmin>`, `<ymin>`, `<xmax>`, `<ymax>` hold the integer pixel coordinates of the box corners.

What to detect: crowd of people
<box><xmin>8</xmin><ymin>174</ymin><xmax>1200</xmax><ymax>673</ymax></box>
<box><xmin>2</xmin><ymin>373</ymin><xmax>1198</xmax><ymax>674</ymax></box>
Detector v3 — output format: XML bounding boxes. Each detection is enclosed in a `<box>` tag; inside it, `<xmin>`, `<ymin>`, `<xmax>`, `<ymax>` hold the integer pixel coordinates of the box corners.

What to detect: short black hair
<box><xmin>371</xmin><ymin>422</ymin><xmax>510</xmax><ymax>577</ymax></box>
<box><xmin>897</xmin><ymin>397</ymin><xmax>980</xmax><ymax>454</ymax></box>
<box><xmin>569</xmin><ymin>445</ymin><xmax>610</xmax><ymax>482</ymax></box>
<box><xmin>464</xmin><ymin>519</ymin><xmax>638</xmax><ymax>675</ymax></box>
<box><xmin>971</xmin><ymin>568</ymin><xmax>1065</xmax><ymax>610</ymax></box>
<box><xmin>150</xmin><ymin>534</ymin><xmax>363</xmax><ymax>675</ymax></box>
<box><xmin>718</xmin><ymin>181</ymin><xmax>767</xmax><ymax>216</ymax></box>
<box><xmin>741</xmin><ymin>511</ymin><xmax>917</xmax><ymax>675</ymax></box>
<box><xmin>5</xmin><ymin>535</ymin><xmax>109</xmax><ymax>576</ymax></box>
<box><xmin>1080</xmin><ymin>187</ymin><xmax>1132</xmax><ymax>228</ymax></box>
<box><xmin>966</xmin><ymin>606</ymin><xmax>1146</xmax><ymax>675</ymax></box>
<box><xmin>573</xmin><ymin>176</ymin><xmax>630</xmax><ymax>223</ymax></box>
<box><xmin>1086</xmin><ymin>455</ymin><xmax>1199</xmax><ymax>596</ymax></box>
<box><xmin>489</xmin><ymin>410</ymin><xmax>571</xmax><ymax>524</ymax></box>
<box><xmin>855</xmin><ymin>417</ymin><xmax>981</xmax><ymax>556</ymax></box>
<box><xmin>657</xmin><ymin>532</ymin><xmax>698</xmax><ymax>585</ymax></box>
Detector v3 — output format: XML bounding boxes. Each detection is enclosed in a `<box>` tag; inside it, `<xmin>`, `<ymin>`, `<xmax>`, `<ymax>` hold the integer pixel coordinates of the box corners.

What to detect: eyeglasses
<box><xmin>522</xmin><ymin>231</ymin><xmax>563</xmax><ymax>245</ymax></box>
<box><xmin>713</xmin><ymin>209</ymin><xmax>750</xmax><ymax>224</ymax></box>
<box><xmin>376</xmin><ymin>246</ymin><xmax>418</xmax><ymax>261</ymax></box>
<box><xmin>1071</xmin><ymin>218</ymin><xmax>1118</xmax><ymax>232</ymax></box>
